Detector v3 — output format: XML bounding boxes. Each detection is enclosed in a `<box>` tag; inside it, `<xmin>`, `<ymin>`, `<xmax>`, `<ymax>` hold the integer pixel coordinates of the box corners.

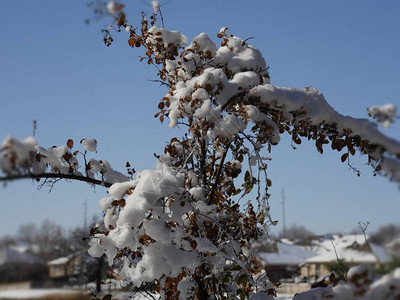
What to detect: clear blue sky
<box><xmin>0</xmin><ymin>0</ymin><xmax>399</xmax><ymax>238</ymax></box>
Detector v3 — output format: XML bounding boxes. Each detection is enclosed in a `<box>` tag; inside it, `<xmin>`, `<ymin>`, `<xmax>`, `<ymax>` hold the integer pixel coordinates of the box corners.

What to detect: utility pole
<box><xmin>282</xmin><ymin>187</ymin><xmax>286</xmax><ymax>238</ymax></box>
<box><xmin>83</xmin><ymin>198</ymin><xmax>87</xmax><ymax>231</ymax></box>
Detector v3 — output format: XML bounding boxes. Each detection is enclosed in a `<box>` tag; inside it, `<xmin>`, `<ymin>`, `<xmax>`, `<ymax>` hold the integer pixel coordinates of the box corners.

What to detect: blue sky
<box><xmin>0</xmin><ymin>0</ymin><xmax>399</xmax><ymax>237</ymax></box>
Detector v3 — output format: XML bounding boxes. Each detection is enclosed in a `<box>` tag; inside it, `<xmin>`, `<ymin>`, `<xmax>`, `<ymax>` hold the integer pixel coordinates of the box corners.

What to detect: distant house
<box><xmin>254</xmin><ymin>240</ymin><xmax>317</xmax><ymax>282</ymax></box>
<box><xmin>47</xmin><ymin>256</ymin><xmax>81</xmax><ymax>280</ymax></box>
<box><xmin>298</xmin><ymin>234</ymin><xmax>393</xmax><ymax>280</ymax></box>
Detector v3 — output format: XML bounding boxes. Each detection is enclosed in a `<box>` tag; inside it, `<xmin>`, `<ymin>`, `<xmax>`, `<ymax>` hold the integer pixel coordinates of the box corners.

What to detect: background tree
<box><xmin>369</xmin><ymin>224</ymin><xmax>400</xmax><ymax>246</ymax></box>
<box><xmin>278</xmin><ymin>224</ymin><xmax>315</xmax><ymax>241</ymax></box>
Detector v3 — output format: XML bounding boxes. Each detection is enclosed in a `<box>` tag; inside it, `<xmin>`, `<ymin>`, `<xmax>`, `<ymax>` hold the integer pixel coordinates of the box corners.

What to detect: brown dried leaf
<box><xmin>67</xmin><ymin>139</ymin><xmax>74</xmax><ymax>149</ymax></box>
<box><xmin>266</xmin><ymin>179</ymin><xmax>272</xmax><ymax>187</ymax></box>
<box><xmin>348</xmin><ymin>146</ymin><xmax>356</xmax><ymax>156</ymax></box>
<box><xmin>128</xmin><ymin>38</ymin><xmax>136</xmax><ymax>47</ymax></box>
<box><xmin>293</xmin><ymin>134</ymin><xmax>301</xmax><ymax>145</ymax></box>
<box><xmin>102</xmin><ymin>294</ymin><xmax>112</xmax><ymax>300</ymax></box>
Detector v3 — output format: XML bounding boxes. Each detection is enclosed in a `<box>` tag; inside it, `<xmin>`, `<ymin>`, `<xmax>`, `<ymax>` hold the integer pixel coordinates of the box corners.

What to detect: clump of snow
<box><xmin>0</xmin><ymin>136</ymin><xmax>37</xmax><ymax>173</ymax></box>
<box><xmin>293</xmin><ymin>286</ymin><xmax>335</xmax><ymax>299</ymax></box>
<box><xmin>367</xmin><ymin>103</ymin><xmax>397</xmax><ymax>128</ymax></box>
<box><xmin>106</xmin><ymin>0</ymin><xmax>117</xmax><ymax>15</ymax></box>
<box><xmin>347</xmin><ymin>263</ymin><xmax>370</xmax><ymax>281</ymax></box>
<box><xmin>365</xmin><ymin>268</ymin><xmax>400</xmax><ymax>299</ymax></box>
<box><xmin>80</xmin><ymin>138</ymin><xmax>97</xmax><ymax>152</ymax></box>
<box><xmin>36</xmin><ymin>144</ymin><xmax>75</xmax><ymax>173</ymax></box>
<box><xmin>108</xmin><ymin>181</ymin><xmax>137</xmax><ymax>200</ymax></box>
<box><xmin>187</xmin><ymin>33</ymin><xmax>218</xmax><ymax>56</ymax></box>
<box><xmin>218</xmin><ymin>27</ymin><xmax>228</xmax><ymax>36</ymax></box>
<box><xmin>214</xmin><ymin>114</ymin><xmax>246</xmax><ymax>137</ymax></box>
<box><xmin>151</xmin><ymin>0</ymin><xmax>159</xmax><ymax>14</ymax></box>
<box><xmin>214</xmin><ymin>34</ymin><xmax>269</xmax><ymax>79</ymax></box>
<box><xmin>148</xmin><ymin>26</ymin><xmax>188</xmax><ymax>50</ymax></box>
<box><xmin>99</xmin><ymin>159</ymin><xmax>129</xmax><ymax>184</ymax></box>
<box><xmin>177</xmin><ymin>277</ymin><xmax>197</xmax><ymax>299</ymax></box>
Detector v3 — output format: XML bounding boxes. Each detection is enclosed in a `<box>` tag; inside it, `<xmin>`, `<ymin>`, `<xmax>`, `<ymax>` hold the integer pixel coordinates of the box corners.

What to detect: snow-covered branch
<box><xmin>0</xmin><ymin>136</ymin><xmax>128</xmax><ymax>189</ymax></box>
<box><xmin>0</xmin><ymin>172</ymin><xmax>113</xmax><ymax>188</ymax></box>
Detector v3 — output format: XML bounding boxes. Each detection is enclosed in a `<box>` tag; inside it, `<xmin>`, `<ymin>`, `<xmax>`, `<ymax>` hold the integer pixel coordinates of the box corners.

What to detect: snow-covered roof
<box><xmin>385</xmin><ymin>236</ymin><xmax>400</xmax><ymax>255</ymax></box>
<box><xmin>256</xmin><ymin>242</ymin><xmax>317</xmax><ymax>266</ymax></box>
<box><xmin>299</xmin><ymin>234</ymin><xmax>392</xmax><ymax>265</ymax></box>
<box><xmin>47</xmin><ymin>257</ymin><xmax>69</xmax><ymax>266</ymax></box>
<box><xmin>370</xmin><ymin>243</ymin><xmax>393</xmax><ymax>263</ymax></box>
<box><xmin>303</xmin><ymin>248</ymin><xmax>377</xmax><ymax>264</ymax></box>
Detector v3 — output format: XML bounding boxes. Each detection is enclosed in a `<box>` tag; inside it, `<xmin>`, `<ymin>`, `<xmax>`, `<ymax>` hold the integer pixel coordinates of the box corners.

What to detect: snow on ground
<box><xmin>0</xmin><ymin>289</ymin><xmax>155</xmax><ymax>300</ymax></box>
<box><xmin>0</xmin><ymin>289</ymin><xmax>84</xmax><ymax>299</ymax></box>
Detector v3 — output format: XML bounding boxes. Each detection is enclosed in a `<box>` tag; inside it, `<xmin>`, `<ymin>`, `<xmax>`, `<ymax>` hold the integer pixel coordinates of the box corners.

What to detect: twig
<box><xmin>32</xmin><ymin>120</ymin><xmax>37</xmax><ymax>137</ymax></box>
<box><xmin>0</xmin><ymin>172</ymin><xmax>113</xmax><ymax>188</ymax></box>
<box><xmin>330</xmin><ymin>238</ymin><xmax>348</xmax><ymax>281</ymax></box>
<box><xmin>358</xmin><ymin>221</ymin><xmax>373</xmax><ymax>254</ymax></box>
<box><xmin>208</xmin><ymin>141</ymin><xmax>232</xmax><ymax>205</ymax></box>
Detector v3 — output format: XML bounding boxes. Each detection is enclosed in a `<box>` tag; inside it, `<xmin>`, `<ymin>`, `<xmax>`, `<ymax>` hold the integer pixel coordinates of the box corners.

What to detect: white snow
<box><xmin>0</xmin><ymin>289</ymin><xmax>83</xmax><ymax>298</ymax></box>
<box><xmin>151</xmin><ymin>0</ymin><xmax>159</xmax><ymax>14</ymax></box>
<box><xmin>47</xmin><ymin>256</ymin><xmax>69</xmax><ymax>265</ymax></box>
<box><xmin>300</xmin><ymin>234</ymin><xmax>392</xmax><ymax>265</ymax></box>
<box><xmin>256</xmin><ymin>241</ymin><xmax>317</xmax><ymax>266</ymax></box>
<box><xmin>80</xmin><ymin>138</ymin><xmax>97</xmax><ymax>152</ymax></box>
<box><xmin>367</xmin><ymin>103</ymin><xmax>397</xmax><ymax>128</ymax></box>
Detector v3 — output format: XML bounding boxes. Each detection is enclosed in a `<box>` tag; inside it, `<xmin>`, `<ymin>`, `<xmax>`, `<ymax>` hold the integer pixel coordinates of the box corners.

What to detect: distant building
<box><xmin>47</xmin><ymin>256</ymin><xmax>81</xmax><ymax>280</ymax></box>
<box><xmin>298</xmin><ymin>234</ymin><xmax>393</xmax><ymax>280</ymax></box>
<box><xmin>254</xmin><ymin>240</ymin><xmax>317</xmax><ymax>282</ymax></box>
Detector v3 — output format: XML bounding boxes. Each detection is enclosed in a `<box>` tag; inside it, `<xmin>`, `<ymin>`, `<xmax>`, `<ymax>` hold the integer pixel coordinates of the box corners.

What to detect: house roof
<box><xmin>300</xmin><ymin>234</ymin><xmax>392</xmax><ymax>265</ymax></box>
<box><xmin>256</xmin><ymin>241</ymin><xmax>317</xmax><ymax>266</ymax></box>
<box><xmin>47</xmin><ymin>257</ymin><xmax>69</xmax><ymax>266</ymax></box>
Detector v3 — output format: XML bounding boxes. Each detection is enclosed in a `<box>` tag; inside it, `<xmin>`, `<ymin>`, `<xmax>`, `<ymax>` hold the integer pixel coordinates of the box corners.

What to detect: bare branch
<box><xmin>208</xmin><ymin>141</ymin><xmax>232</xmax><ymax>205</ymax></box>
<box><xmin>0</xmin><ymin>172</ymin><xmax>113</xmax><ymax>188</ymax></box>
